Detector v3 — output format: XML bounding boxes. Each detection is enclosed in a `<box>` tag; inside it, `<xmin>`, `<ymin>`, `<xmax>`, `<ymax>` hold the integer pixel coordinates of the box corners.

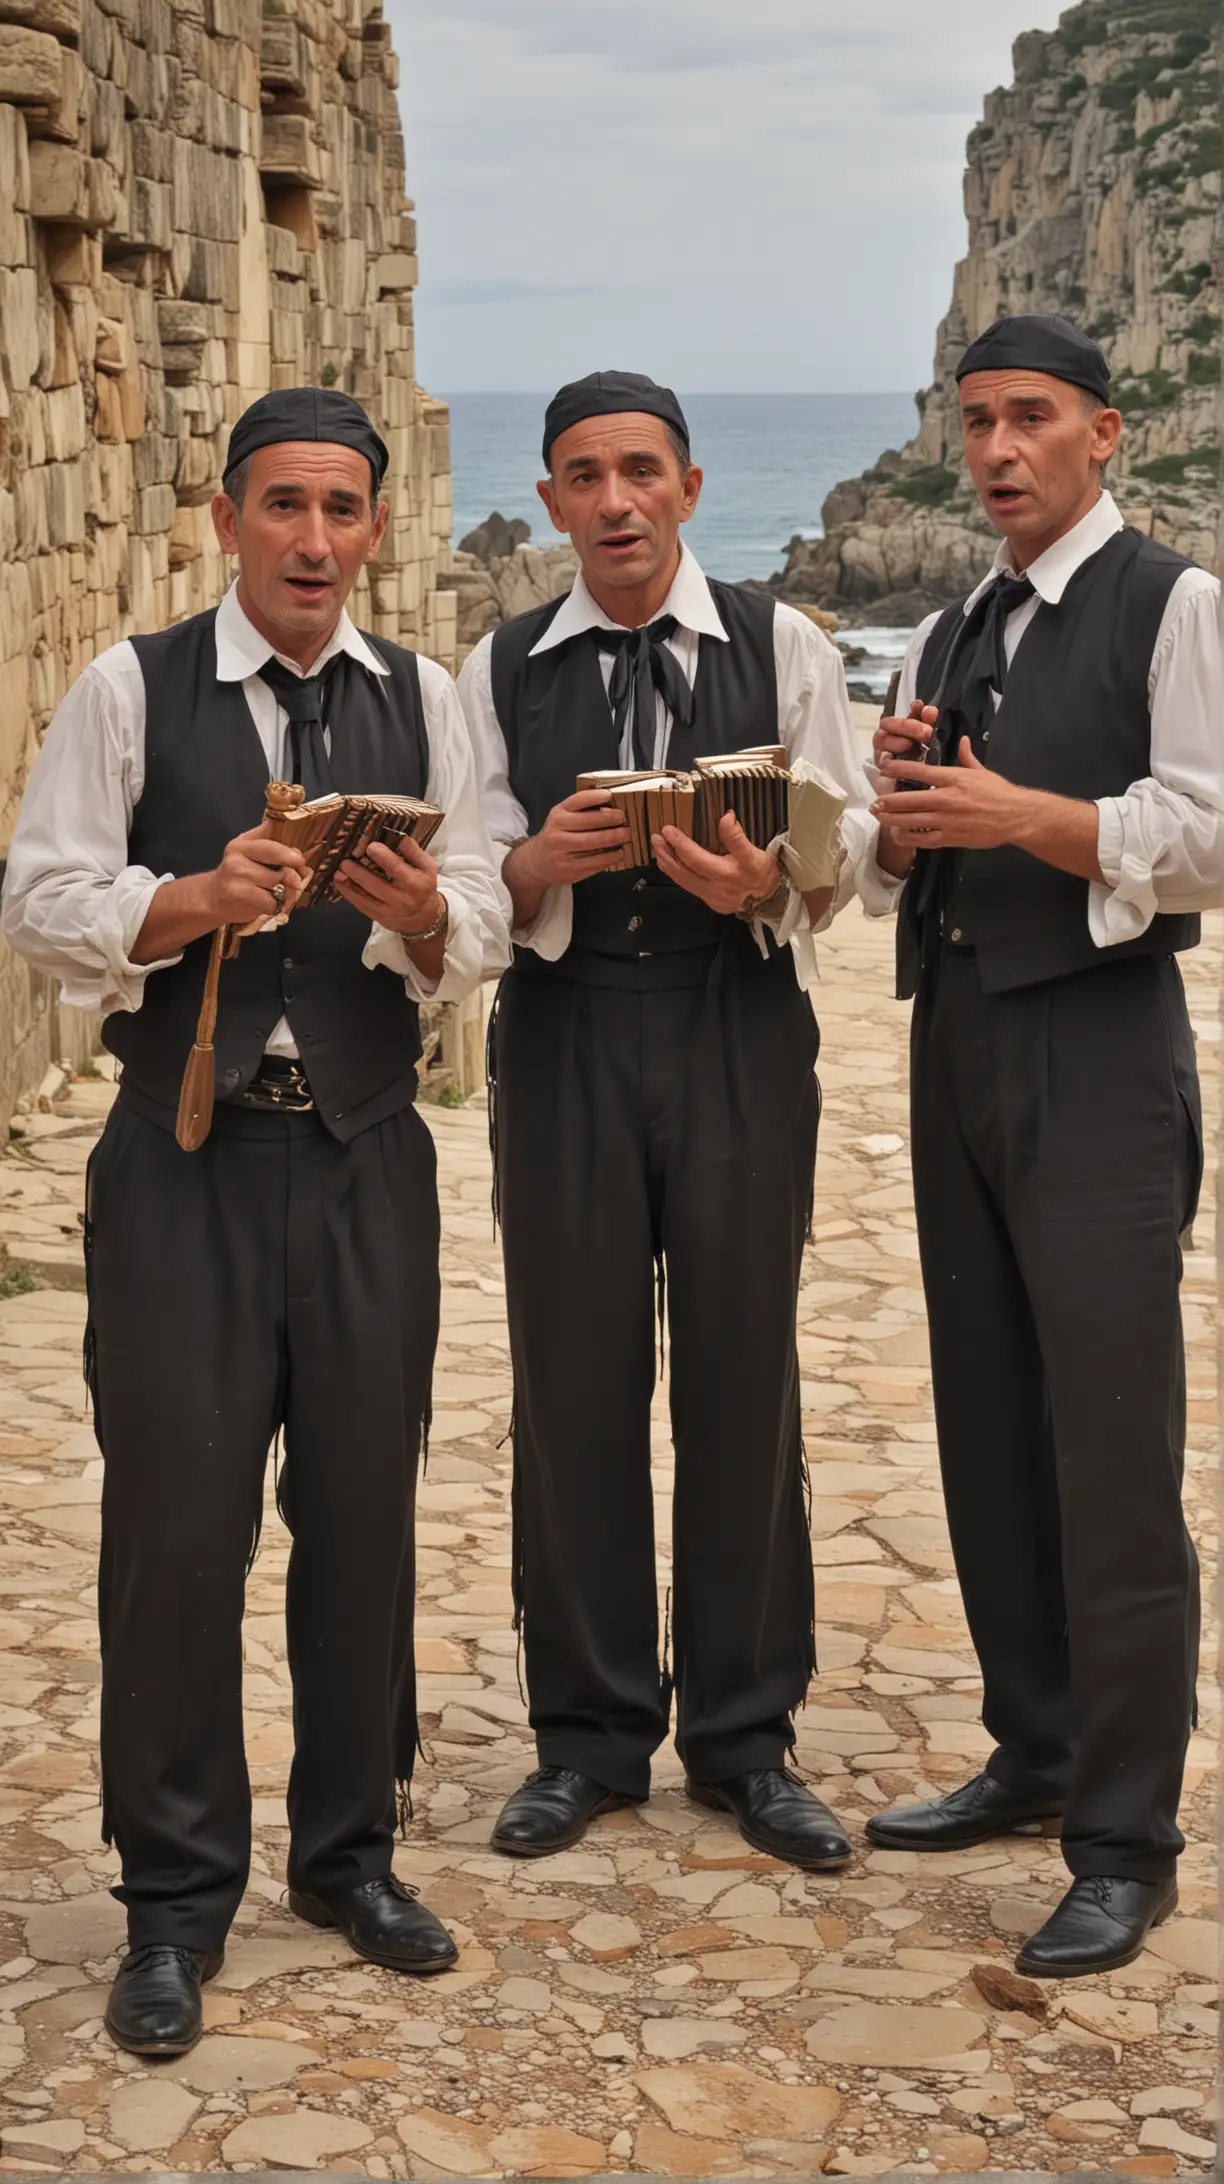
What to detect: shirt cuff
<box><xmin>842</xmin><ymin>806</ymin><xmax>907</xmax><ymax>918</ymax></box>
<box><xmin>1088</xmin><ymin>797</ymin><xmax>1156</xmax><ymax>947</ymax></box>
<box><xmin>363</xmin><ymin>886</ymin><xmax>485</xmax><ymax>1003</ymax></box>
<box><xmin>82</xmin><ymin>869</ymin><xmax>183</xmax><ymax>1014</ymax></box>
<box><xmin>511</xmin><ymin>880</ymin><xmax>573</xmax><ymax>960</ymax></box>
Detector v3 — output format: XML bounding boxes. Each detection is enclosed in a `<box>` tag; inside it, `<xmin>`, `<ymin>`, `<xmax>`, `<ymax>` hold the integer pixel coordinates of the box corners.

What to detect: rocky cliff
<box><xmin>0</xmin><ymin>0</ymin><xmax>454</xmax><ymax>1126</ymax></box>
<box><xmin>781</xmin><ymin>0</ymin><xmax>1220</xmax><ymax>620</ymax></box>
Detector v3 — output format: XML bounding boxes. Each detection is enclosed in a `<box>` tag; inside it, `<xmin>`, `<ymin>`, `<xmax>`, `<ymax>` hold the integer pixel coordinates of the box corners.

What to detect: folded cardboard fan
<box><xmin>175</xmin><ymin>780</ymin><xmax>445</xmax><ymax>1154</ymax></box>
<box><xmin>577</xmin><ymin>769</ymin><xmax>696</xmax><ymax>871</ymax></box>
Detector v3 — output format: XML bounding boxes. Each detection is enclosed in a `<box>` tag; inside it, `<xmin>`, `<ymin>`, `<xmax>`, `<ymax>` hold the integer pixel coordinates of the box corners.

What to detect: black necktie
<box><xmin>953</xmin><ymin>572</ymin><xmax>1034</xmax><ymax>758</ymax></box>
<box><xmin>596</xmin><ymin>616</ymin><xmax>696</xmax><ymax>771</ymax></box>
<box><xmin>258</xmin><ymin>655</ymin><xmax>339</xmax><ymax>800</ymax></box>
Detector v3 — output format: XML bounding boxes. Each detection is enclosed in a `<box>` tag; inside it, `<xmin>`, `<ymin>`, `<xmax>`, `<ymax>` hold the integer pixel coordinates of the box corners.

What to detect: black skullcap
<box><xmin>955</xmin><ymin>315</ymin><xmax>1111</xmax><ymax>404</ymax></box>
<box><xmin>223</xmin><ymin>386</ymin><xmax>389</xmax><ymax>493</ymax></box>
<box><xmin>543</xmin><ymin>370</ymin><xmax>690</xmax><ymax>466</ymax></box>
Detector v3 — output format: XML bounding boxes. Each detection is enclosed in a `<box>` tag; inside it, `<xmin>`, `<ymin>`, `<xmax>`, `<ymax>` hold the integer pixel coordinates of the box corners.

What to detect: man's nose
<box><xmin>295</xmin><ymin>511</ymin><xmax>331</xmax><ymax>562</ymax></box>
<box><xmin>596</xmin><ymin>471</ymin><xmax>634</xmax><ymax>522</ymax></box>
<box><xmin>984</xmin><ymin>425</ymin><xmax>1020</xmax><ymax>470</ymax></box>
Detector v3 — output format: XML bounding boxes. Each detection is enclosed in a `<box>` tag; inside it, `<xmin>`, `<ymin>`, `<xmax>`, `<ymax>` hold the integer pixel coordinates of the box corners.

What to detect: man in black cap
<box><xmin>459</xmin><ymin>370</ymin><xmax>903</xmax><ymax>1866</ymax></box>
<box><xmin>865</xmin><ymin>315</ymin><xmax>1224</xmax><ymax>1973</ymax></box>
<box><xmin>2</xmin><ymin>387</ymin><xmax>511</xmax><ymax>2050</ymax></box>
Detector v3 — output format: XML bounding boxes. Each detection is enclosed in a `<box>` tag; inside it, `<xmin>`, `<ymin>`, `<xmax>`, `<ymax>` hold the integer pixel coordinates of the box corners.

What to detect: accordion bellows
<box><xmin>578</xmin><ymin>748</ymin><xmax>791</xmax><ymax>872</ymax></box>
<box><xmin>258</xmin><ymin>780</ymin><xmax>444</xmax><ymax>910</ymax></box>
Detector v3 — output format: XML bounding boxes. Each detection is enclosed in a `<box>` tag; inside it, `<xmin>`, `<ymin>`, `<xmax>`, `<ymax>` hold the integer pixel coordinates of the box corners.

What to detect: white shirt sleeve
<box><xmin>1088</xmin><ymin>571</ymin><xmax>1224</xmax><ymax>946</ymax></box>
<box><xmin>0</xmin><ymin>652</ymin><xmax>184</xmax><ymax>1013</ymax></box>
<box><xmin>456</xmin><ymin>634</ymin><xmax>575</xmax><ymax>960</ymax></box>
<box><xmin>773</xmin><ymin>605</ymin><xmax>907</xmax><ymax>930</ymax></box>
<box><xmin>362</xmin><ymin>657</ymin><xmax>512</xmax><ymax>1001</ymax></box>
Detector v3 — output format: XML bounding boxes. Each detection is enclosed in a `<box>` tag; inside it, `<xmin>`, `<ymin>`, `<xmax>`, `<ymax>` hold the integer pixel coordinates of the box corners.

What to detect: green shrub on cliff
<box><xmin>892</xmin><ymin>466</ymin><xmax>959</xmax><ymax>509</ymax></box>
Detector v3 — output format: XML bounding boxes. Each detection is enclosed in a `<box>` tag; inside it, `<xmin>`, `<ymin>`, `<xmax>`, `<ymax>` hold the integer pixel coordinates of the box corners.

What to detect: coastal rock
<box><xmin>772</xmin><ymin>8</ymin><xmax>1220</xmax><ymax>616</ymax></box>
<box><xmin>445</xmin><ymin>518</ymin><xmax>578</xmax><ymax>660</ymax></box>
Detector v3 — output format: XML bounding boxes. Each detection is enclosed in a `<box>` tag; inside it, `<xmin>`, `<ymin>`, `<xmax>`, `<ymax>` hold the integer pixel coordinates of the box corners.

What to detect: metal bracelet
<box><xmin>403</xmin><ymin>894</ymin><xmax>449</xmax><ymax>945</ymax></box>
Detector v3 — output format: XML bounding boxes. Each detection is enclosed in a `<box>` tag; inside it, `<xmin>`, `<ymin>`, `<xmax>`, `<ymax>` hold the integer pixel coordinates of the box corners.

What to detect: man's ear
<box><xmin>365</xmin><ymin>496</ymin><xmax>390</xmax><ymax>561</ymax></box>
<box><xmin>1091</xmin><ymin>407</ymin><xmax>1123</xmax><ymax>469</ymax></box>
<box><xmin>212</xmin><ymin>490</ymin><xmax>239</xmax><ymax>554</ymax></box>
<box><xmin>679</xmin><ymin>463</ymin><xmax>704</xmax><ymax>526</ymax></box>
<box><xmin>536</xmin><ymin>475</ymin><xmax>568</xmax><ymax>536</ymax></box>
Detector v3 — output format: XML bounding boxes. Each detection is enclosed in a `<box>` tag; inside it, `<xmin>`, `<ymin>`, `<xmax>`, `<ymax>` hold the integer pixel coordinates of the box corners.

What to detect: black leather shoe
<box><xmin>288</xmin><ymin>1875</ymin><xmax>458</xmax><ymax>1974</ymax></box>
<box><xmin>687</xmin><ymin>1770</ymin><xmax>852</xmax><ymax>1870</ymax></box>
<box><xmin>865</xmin><ymin>1771</ymin><xmax>1064</xmax><ymax>1852</ymax></box>
<box><xmin>104</xmin><ymin>1944</ymin><xmax>224</xmax><ymax>2057</ymax></box>
<box><xmin>1015</xmin><ymin>1874</ymin><xmax>1178</xmax><ymax>1979</ymax></box>
<box><xmin>491</xmin><ymin>1767</ymin><xmax>640</xmax><ymax>1856</ymax></box>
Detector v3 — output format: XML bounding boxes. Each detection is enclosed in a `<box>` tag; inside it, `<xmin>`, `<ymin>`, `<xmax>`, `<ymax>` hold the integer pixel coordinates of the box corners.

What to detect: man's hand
<box><xmin>207</xmin><ymin>823</ymin><xmax>310</xmax><ymax>925</ymax></box>
<box><xmin>873</xmin><ymin>700</ymin><xmax>939</xmax><ymax>782</ymax></box>
<box><xmin>874</xmin><ymin>738</ymin><xmax>1033</xmax><ymax>852</ymax></box>
<box><xmin>513</xmin><ymin>790</ymin><xmax>632</xmax><ymax>890</ymax></box>
<box><xmin>874</xmin><ymin>738</ymin><xmax>1105</xmax><ymax>882</ymax></box>
<box><xmin>131</xmin><ymin>821</ymin><xmax>309</xmax><ymax>963</ymax></box>
<box><xmin>653</xmin><ymin>810</ymin><xmax>780</xmax><ymax>914</ymax></box>
<box><xmin>502</xmin><ymin>789</ymin><xmax>631</xmax><ymax>929</ymax></box>
<box><xmin>334</xmin><ymin>835</ymin><xmax>443</xmax><ymax>937</ymax></box>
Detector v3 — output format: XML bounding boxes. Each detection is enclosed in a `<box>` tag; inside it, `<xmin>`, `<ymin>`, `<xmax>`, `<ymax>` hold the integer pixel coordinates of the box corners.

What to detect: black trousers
<box><xmin>493</xmin><ymin>943</ymin><xmax>820</xmax><ymax>1798</ymax></box>
<box><xmin>911</xmin><ymin>947</ymin><xmax>1202</xmax><ymax>1882</ymax></box>
<box><xmin>86</xmin><ymin>1094</ymin><xmax>439</xmax><ymax>1951</ymax></box>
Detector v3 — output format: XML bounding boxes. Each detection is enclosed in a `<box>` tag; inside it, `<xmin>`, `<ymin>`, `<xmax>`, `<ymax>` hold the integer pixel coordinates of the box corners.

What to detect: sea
<box><xmin>444</xmin><ymin>390</ymin><xmax>920</xmax><ymax>700</ymax></box>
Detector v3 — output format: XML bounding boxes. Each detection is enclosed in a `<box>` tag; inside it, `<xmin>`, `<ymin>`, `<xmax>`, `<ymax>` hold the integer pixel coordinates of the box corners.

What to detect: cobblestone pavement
<box><xmin>0</xmin><ymin>903</ymin><xmax>1217</xmax><ymax>2179</ymax></box>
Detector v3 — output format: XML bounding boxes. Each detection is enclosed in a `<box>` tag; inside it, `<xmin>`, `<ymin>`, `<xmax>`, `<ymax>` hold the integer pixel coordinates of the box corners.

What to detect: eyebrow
<box><xmin>962</xmin><ymin>396</ymin><xmax>1056</xmax><ymax>415</ymax></box>
<box><xmin>563</xmin><ymin>448</ymin><xmax>665</xmax><ymax>473</ymax></box>
<box><xmin>261</xmin><ymin>481</ymin><xmax>366</xmax><ymax>505</ymax></box>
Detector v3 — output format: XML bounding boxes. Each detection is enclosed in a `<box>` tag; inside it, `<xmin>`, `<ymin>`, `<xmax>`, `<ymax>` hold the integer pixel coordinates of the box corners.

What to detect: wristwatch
<box><xmin>737</xmin><ymin>875</ymin><xmax>791</xmax><ymax>925</ymax></box>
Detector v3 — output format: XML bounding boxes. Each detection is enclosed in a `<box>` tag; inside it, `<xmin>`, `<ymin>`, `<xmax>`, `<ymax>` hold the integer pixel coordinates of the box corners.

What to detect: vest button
<box><xmin>224</xmin><ymin>1067</ymin><xmax>240</xmax><ymax>1083</ymax></box>
<box><xmin>628</xmin><ymin>915</ymin><xmax>643</xmax><ymax>932</ymax></box>
<box><xmin>283</xmin><ymin>955</ymin><xmax>295</xmax><ymax>968</ymax></box>
<box><xmin>283</xmin><ymin>992</ymin><xmax>295</xmax><ymax>1005</ymax></box>
<box><xmin>633</xmin><ymin>878</ymin><xmax>646</xmax><ymax>893</ymax></box>
<box><xmin>950</xmin><ymin>928</ymin><xmax>963</xmax><ymax>943</ymax></box>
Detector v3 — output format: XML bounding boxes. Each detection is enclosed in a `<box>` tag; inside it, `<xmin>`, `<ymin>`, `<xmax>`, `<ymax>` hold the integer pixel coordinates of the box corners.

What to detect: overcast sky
<box><xmin>386</xmin><ymin>0</ymin><xmax>1069</xmax><ymax>396</ymax></box>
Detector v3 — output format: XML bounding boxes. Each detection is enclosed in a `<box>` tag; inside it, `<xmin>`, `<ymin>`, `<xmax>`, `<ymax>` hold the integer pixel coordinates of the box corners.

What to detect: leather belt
<box><xmin>240</xmin><ymin>1057</ymin><xmax>315</xmax><ymax>1111</ymax></box>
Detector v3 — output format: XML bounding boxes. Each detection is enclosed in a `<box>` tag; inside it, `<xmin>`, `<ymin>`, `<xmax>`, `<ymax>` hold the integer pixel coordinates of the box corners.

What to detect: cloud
<box><xmin>385</xmin><ymin>0</ymin><xmax>1071</xmax><ymax>392</ymax></box>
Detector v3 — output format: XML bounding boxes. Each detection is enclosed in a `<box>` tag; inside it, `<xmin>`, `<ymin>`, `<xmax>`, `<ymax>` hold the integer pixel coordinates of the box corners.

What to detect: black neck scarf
<box><xmin>258</xmin><ymin>654</ymin><xmax>342</xmax><ymax>800</ymax></box>
<box><xmin>595</xmin><ymin>616</ymin><xmax>696</xmax><ymax>771</ymax></box>
<box><xmin>943</xmin><ymin>572</ymin><xmax>1035</xmax><ymax>759</ymax></box>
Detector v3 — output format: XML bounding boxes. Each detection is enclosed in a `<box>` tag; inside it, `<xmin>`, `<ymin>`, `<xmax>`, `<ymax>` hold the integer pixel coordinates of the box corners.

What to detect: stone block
<box><xmin>0</xmin><ymin>24</ymin><xmax>61</xmax><ymax>105</ymax></box>
<box><xmin>0</xmin><ymin>263</ymin><xmax>39</xmax><ymax>389</ymax></box>
<box><xmin>94</xmin><ymin>312</ymin><xmax>126</xmax><ymax>372</ymax></box>
<box><xmin>14</xmin><ymin>464</ymin><xmax>48</xmax><ymax>553</ymax></box>
<box><xmin>138</xmin><ymin>481</ymin><xmax>175</xmax><ymax>533</ymax></box>
<box><xmin>0</xmin><ymin>0</ymin><xmax>81</xmax><ymax>31</ymax></box>
<box><xmin>122</xmin><ymin>174</ymin><xmax>171</xmax><ymax>250</ymax></box>
<box><xmin>26</xmin><ymin>141</ymin><xmax>112</xmax><ymax>228</ymax></box>
<box><xmin>88</xmin><ymin>72</ymin><xmax>124</xmax><ymax>159</ymax></box>
<box><xmin>43</xmin><ymin>226</ymin><xmax>100</xmax><ymax>287</ymax></box>
<box><xmin>92</xmin><ymin>366</ymin><xmax>122</xmax><ymax>442</ymax></box>
<box><xmin>260</xmin><ymin>17</ymin><xmax>306</xmax><ymax>97</ymax></box>
<box><xmin>174</xmin><ymin>430</ymin><xmax>217</xmax><ymax>504</ymax></box>
<box><xmin>45</xmin><ymin>454</ymin><xmax>85</xmax><ymax>546</ymax></box>
<box><xmin>259</xmin><ymin>110</ymin><xmax>319</xmax><ymax>186</ymax></box>
<box><xmin>157</xmin><ymin>297</ymin><xmax>210</xmax><ymax>346</ymax></box>
<box><xmin>132</xmin><ymin>430</ymin><xmax>176</xmax><ymax>489</ymax></box>
<box><xmin>45</xmin><ymin>382</ymin><xmax>85</xmax><ymax>461</ymax></box>
<box><xmin>373</xmin><ymin>250</ymin><xmax>417</xmax><ymax>294</ymax></box>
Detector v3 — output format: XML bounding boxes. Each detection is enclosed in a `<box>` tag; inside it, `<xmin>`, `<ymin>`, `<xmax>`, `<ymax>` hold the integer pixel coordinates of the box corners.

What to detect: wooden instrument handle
<box><xmin>174</xmin><ymin>924</ymin><xmax>231</xmax><ymax>1153</ymax></box>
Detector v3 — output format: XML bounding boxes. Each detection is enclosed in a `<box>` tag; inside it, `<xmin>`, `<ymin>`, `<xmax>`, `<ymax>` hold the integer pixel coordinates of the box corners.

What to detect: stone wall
<box><xmin>0</xmin><ymin>0</ymin><xmax>455</xmax><ymax>1130</ymax></box>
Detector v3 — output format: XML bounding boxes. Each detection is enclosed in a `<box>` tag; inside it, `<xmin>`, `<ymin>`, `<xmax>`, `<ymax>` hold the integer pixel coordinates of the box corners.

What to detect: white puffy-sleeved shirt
<box><xmin>892</xmin><ymin>491</ymin><xmax>1224</xmax><ymax>948</ymax></box>
<box><xmin>456</xmin><ymin>539</ymin><xmax>903</xmax><ymax>988</ymax></box>
<box><xmin>0</xmin><ymin>582</ymin><xmax>513</xmax><ymax>1056</ymax></box>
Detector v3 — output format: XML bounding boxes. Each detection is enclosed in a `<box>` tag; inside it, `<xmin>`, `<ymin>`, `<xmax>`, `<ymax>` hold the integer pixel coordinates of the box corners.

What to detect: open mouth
<box><xmin>598</xmin><ymin>533</ymin><xmax>645</xmax><ymax>555</ymax></box>
<box><xmin>988</xmin><ymin>486</ymin><xmax>1028</xmax><ymax>511</ymax></box>
<box><xmin>284</xmin><ymin>575</ymin><xmax>333</xmax><ymax>598</ymax></box>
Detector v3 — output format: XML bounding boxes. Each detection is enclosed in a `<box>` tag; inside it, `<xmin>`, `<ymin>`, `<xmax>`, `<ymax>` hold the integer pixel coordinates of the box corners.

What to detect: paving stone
<box><xmin>804</xmin><ymin>2003</ymin><xmax>988</xmax><ymax>2068</ymax></box>
<box><xmin>634</xmin><ymin>2060</ymin><xmax>842</xmax><ymax>2140</ymax></box>
<box><xmin>106</xmin><ymin>2076</ymin><xmax>202</xmax><ymax>2153</ymax></box>
<box><xmin>222</xmin><ymin>2109</ymin><xmax>374</xmax><ymax>2166</ymax></box>
<box><xmin>171</xmin><ymin>2032</ymin><xmax>315</xmax><ymax>2091</ymax></box>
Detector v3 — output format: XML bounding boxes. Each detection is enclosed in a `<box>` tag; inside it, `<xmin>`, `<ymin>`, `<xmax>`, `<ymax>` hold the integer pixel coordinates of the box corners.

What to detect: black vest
<box><xmin>491</xmin><ymin>581</ymin><xmax>779</xmax><ymax>966</ymax></box>
<box><xmin>898</xmin><ymin>528</ymin><xmax>1200</xmax><ymax>997</ymax></box>
<box><xmin>104</xmin><ymin>609</ymin><xmax>430</xmax><ymax>1142</ymax></box>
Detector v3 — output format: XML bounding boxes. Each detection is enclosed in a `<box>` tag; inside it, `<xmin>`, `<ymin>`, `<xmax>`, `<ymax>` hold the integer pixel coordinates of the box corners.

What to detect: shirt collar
<box><xmin>528</xmin><ymin>538</ymin><xmax>729</xmax><ymax>656</ymax></box>
<box><xmin>963</xmin><ymin>489</ymin><xmax>1125</xmax><ymax>615</ymax></box>
<box><xmin>214</xmin><ymin>579</ymin><xmax>390</xmax><ymax>682</ymax></box>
